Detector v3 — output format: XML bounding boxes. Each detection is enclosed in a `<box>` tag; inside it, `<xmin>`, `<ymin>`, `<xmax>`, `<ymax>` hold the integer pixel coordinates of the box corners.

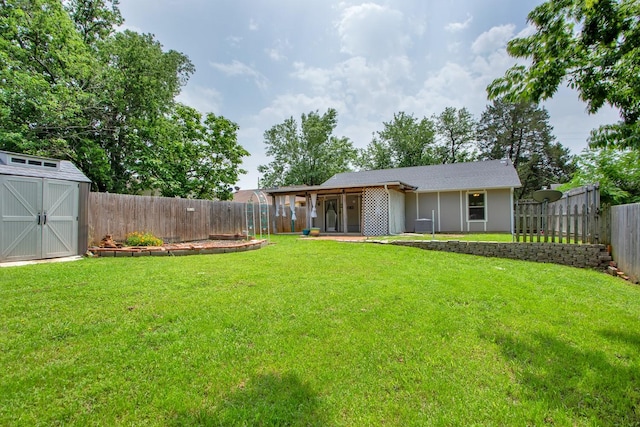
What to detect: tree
<box><xmin>356</xmin><ymin>112</ymin><xmax>437</xmax><ymax>170</ymax></box>
<box><xmin>0</xmin><ymin>0</ymin><xmax>95</xmax><ymax>159</ymax></box>
<box><xmin>559</xmin><ymin>148</ymin><xmax>640</xmax><ymax>205</ymax></box>
<box><xmin>138</xmin><ymin>105</ymin><xmax>248</xmax><ymax>200</ymax></box>
<box><xmin>258</xmin><ymin>108</ymin><xmax>356</xmax><ymax>187</ymax></box>
<box><xmin>87</xmin><ymin>29</ymin><xmax>195</xmax><ymax>192</ymax></box>
<box><xmin>0</xmin><ymin>0</ymin><xmax>248</xmax><ymax>197</ymax></box>
<box><xmin>433</xmin><ymin>107</ymin><xmax>477</xmax><ymax>164</ymax></box>
<box><xmin>487</xmin><ymin>0</ymin><xmax>640</xmax><ymax>149</ymax></box>
<box><xmin>477</xmin><ymin>100</ymin><xmax>575</xmax><ymax>198</ymax></box>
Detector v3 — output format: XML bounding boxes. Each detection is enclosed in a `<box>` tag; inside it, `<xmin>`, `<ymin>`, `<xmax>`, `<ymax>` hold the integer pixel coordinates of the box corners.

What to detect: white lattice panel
<box><xmin>363</xmin><ymin>188</ymin><xmax>388</xmax><ymax>236</ymax></box>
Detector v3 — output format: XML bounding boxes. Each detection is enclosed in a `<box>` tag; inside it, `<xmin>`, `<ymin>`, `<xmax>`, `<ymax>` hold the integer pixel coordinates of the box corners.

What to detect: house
<box><xmin>265</xmin><ymin>159</ymin><xmax>521</xmax><ymax>236</ymax></box>
<box><xmin>0</xmin><ymin>151</ymin><xmax>91</xmax><ymax>262</ymax></box>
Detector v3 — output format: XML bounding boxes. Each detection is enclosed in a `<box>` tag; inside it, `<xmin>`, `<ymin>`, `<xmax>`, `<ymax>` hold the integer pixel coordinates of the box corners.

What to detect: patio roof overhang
<box><xmin>263</xmin><ymin>181</ymin><xmax>418</xmax><ymax>197</ymax></box>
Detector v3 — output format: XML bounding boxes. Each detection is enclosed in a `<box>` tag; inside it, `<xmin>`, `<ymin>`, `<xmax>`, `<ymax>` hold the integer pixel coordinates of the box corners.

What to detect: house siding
<box><xmin>388</xmin><ymin>189</ymin><xmax>405</xmax><ymax>234</ymax></box>
<box><xmin>410</xmin><ymin>189</ymin><xmax>513</xmax><ymax>234</ymax></box>
<box><xmin>406</xmin><ymin>193</ymin><xmax>438</xmax><ymax>232</ymax></box>
<box><xmin>438</xmin><ymin>192</ymin><xmax>463</xmax><ymax>232</ymax></box>
<box><xmin>485</xmin><ymin>189</ymin><xmax>512</xmax><ymax>232</ymax></box>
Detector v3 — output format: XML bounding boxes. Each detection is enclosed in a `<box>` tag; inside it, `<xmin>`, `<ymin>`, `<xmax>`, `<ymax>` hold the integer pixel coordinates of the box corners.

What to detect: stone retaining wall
<box><xmin>389</xmin><ymin>241</ymin><xmax>612</xmax><ymax>269</ymax></box>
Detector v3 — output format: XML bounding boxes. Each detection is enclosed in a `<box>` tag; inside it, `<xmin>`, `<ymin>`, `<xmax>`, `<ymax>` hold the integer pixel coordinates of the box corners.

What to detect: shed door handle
<box><xmin>43</xmin><ymin>213</ymin><xmax>47</xmax><ymax>225</ymax></box>
<box><xmin>37</xmin><ymin>213</ymin><xmax>41</xmax><ymax>225</ymax></box>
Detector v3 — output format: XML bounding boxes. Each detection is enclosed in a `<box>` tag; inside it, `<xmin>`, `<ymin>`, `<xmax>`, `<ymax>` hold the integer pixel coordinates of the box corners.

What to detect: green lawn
<box><xmin>1</xmin><ymin>235</ymin><xmax>639</xmax><ymax>426</ymax></box>
<box><xmin>374</xmin><ymin>233</ymin><xmax>514</xmax><ymax>242</ymax></box>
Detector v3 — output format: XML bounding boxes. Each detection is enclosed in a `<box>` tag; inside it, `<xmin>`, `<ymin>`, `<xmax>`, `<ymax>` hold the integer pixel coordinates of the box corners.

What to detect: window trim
<box><xmin>467</xmin><ymin>191</ymin><xmax>487</xmax><ymax>222</ymax></box>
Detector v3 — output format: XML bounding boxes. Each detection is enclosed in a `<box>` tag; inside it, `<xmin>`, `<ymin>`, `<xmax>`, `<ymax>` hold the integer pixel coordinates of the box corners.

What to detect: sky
<box><xmin>118</xmin><ymin>0</ymin><xmax>620</xmax><ymax>191</ymax></box>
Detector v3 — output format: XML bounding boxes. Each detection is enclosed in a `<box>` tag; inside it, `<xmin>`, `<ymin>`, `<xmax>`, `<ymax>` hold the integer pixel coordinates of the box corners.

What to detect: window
<box><xmin>468</xmin><ymin>192</ymin><xmax>485</xmax><ymax>221</ymax></box>
<box><xmin>8</xmin><ymin>155</ymin><xmax>59</xmax><ymax>170</ymax></box>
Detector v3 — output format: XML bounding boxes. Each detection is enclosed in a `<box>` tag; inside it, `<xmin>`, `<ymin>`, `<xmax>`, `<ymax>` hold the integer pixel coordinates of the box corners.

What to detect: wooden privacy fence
<box><xmin>610</xmin><ymin>203</ymin><xmax>640</xmax><ymax>282</ymax></box>
<box><xmin>514</xmin><ymin>201</ymin><xmax>606</xmax><ymax>244</ymax></box>
<box><xmin>88</xmin><ymin>192</ymin><xmax>307</xmax><ymax>245</ymax></box>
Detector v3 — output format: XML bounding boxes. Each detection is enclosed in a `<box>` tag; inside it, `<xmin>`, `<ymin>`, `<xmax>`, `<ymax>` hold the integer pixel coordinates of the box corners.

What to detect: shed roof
<box><xmin>323</xmin><ymin>159</ymin><xmax>521</xmax><ymax>192</ymax></box>
<box><xmin>0</xmin><ymin>151</ymin><xmax>91</xmax><ymax>183</ymax></box>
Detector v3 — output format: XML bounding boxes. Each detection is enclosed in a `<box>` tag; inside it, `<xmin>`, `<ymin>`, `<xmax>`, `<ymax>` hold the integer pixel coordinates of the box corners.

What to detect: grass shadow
<box><xmin>493</xmin><ymin>331</ymin><xmax>640</xmax><ymax>424</ymax></box>
<box><xmin>170</xmin><ymin>372</ymin><xmax>325</xmax><ymax>426</ymax></box>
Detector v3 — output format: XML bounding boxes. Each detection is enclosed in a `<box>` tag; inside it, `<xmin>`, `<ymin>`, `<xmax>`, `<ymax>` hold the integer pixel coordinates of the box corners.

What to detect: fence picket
<box><xmin>88</xmin><ymin>192</ymin><xmax>307</xmax><ymax>245</ymax></box>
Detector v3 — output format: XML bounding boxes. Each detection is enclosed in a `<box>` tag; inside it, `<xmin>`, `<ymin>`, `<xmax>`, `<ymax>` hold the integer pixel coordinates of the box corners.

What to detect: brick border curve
<box><xmin>88</xmin><ymin>239</ymin><xmax>268</xmax><ymax>258</ymax></box>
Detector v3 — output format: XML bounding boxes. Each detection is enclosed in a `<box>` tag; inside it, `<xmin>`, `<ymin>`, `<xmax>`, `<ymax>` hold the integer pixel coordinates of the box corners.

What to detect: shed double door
<box><xmin>1</xmin><ymin>176</ymin><xmax>78</xmax><ymax>262</ymax></box>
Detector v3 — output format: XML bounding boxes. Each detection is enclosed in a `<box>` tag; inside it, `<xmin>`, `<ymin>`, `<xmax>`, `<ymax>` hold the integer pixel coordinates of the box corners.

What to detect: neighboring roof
<box><xmin>323</xmin><ymin>159</ymin><xmax>521</xmax><ymax>192</ymax></box>
<box><xmin>232</xmin><ymin>189</ymin><xmax>268</xmax><ymax>204</ymax></box>
<box><xmin>233</xmin><ymin>189</ymin><xmax>306</xmax><ymax>204</ymax></box>
<box><xmin>0</xmin><ymin>151</ymin><xmax>91</xmax><ymax>183</ymax></box>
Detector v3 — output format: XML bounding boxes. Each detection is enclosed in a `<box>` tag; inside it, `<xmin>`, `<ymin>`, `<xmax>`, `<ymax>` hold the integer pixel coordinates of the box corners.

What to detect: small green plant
<box><xmin>124</xmin><ymin>231</ymin><xmax>163</xmax><ymax>247</ymax></box>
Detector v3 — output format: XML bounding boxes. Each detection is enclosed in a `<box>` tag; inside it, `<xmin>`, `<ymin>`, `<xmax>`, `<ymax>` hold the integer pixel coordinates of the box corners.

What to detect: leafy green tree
<box><xmin>0</xmin><ymin>0</ymin><xmax>94</xmax><ymax>158</ymax></box>
<box><xmin>258</xmin><ymin>108</ymin><xmax>356</xmax><ymax>187</ymax></box>
<box><xmin>89</xmin><ymin>29</ymin><xmax>194</xmax><ymax>192</ymax></box>
<box><xmin>356</xmin><ymin>112</ymin><xmax>437</xmax><ymax>170</ymax></box>
<box><xmin>487</xmin><ymin>0</ymin><xmax>640</xmax><ymax>149</ymax></box>
<box><xmin>433</xmin><ymin>107</ymin><xmax>477</xmax><ymax>164</ymax></box>
<box><xmin>478</xmin><ymin>100</ymin><xmax>575</xmax><ymax>199</ymax></box>
<box><xmin>559</xmin><ymin>148</ymin><xmax>640</xmax><ymax>205</ymax></box>
<box><xmin>65</xmin><ymin>0</ymin><xmax>123</xmax><ymax>46</ymax></box>
<box><xmin>139</xmin><ymin>105</ymin><xmax>248</xmax><ymax>200</ymax></box>
<box><xmin>0</xmin><ymin>0</ymin><xmax>248</xmax><ymax>198</ymax></box>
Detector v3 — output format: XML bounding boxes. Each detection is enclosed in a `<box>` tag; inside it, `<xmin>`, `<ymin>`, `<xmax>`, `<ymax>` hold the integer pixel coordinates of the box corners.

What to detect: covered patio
<box><xmin>265</xmin><ymin>181</ymin><xmax>416</xmax><ymax>236</ymax></box>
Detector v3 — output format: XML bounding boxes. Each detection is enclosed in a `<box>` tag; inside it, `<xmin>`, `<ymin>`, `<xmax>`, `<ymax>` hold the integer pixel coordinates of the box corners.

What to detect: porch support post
<box><xmin>306</xmin><ymin>193</ymin><xmax>311</xmax><ymax>229</ymax></box>
<box><xmin>342</xmin><ymin>192</ymin><xmax>348</xmax><ymax>233</ymax></box>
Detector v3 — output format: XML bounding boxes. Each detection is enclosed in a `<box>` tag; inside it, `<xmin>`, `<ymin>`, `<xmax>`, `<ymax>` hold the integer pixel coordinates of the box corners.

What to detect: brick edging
<box><xmin>382</xmin><ymin>240</ymin><xmax>612</xmax><ymax>270</ymax></box>
<box><xmin>88</xmin><ymin>240</ymin><xmax>268</xmax><ymax>258</ymax></box>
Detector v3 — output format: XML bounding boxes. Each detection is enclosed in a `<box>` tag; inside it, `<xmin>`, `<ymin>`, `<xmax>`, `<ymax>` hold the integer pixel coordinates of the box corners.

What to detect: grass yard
<box><xmin>1</xmin><ymin>235</ymin><xmax>639</xmax><ymax>426</ymax></box>
<box><xmin>375</xmin><ymin>233</ymin><xmax>514</xmax><ymax>242</ymax></box>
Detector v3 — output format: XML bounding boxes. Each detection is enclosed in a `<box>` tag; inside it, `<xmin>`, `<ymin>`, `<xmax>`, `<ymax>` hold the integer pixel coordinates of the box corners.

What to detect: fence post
<box><xmin>515</xmin><ymin>202</ymin><xmax>520</xmax><ymax>242</ymax></box>
<box><xmin>573</xmin><ymin>204</ymin><xmax>579</xmax><ymax>244</ymax></box>
<box><xmin>580</xmin><ymin>203</ymin><xmax>591</xmax><ymax>244</ymax></box>
<box><xmin>558</xmin><ymin>205</ymin><xmax>564</xmax><ymax>244</ymax></box>
<box><xmin>549</xmin><ymin>205</ymin><xmax>555</xmax><ymax>243</ymax></box>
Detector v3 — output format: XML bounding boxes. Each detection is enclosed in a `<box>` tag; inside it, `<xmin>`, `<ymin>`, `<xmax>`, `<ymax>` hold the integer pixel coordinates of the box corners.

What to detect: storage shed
<box><xmin>0</xmin><ymin>151</ymin><xmax>91</xmax><ymax>262</ymax></box>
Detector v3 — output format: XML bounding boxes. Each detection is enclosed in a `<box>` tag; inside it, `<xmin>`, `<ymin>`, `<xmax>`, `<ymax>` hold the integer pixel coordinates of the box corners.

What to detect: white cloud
<box><xmin>226</xmin><ymin>35</ymin><xmax>243</xmax><ymax>47</ymax></box>
<box><xmin>249</xmin><ymin>18</ymin><xmax>259</xmax><ymax>31</ymax></box>
<box><xmin>116</xmin><ymin>23</ymin><xmax>144</xmax><ymax>33</ymax></box>
<box><xmin>265</xmin><ymin>39</ymin><xmax>291</xmax><ymax>61</ymax></box>
<box><xmin>291</xmin><ymin>55</ymin><xmax>413</xmax><ymax>118</ymax></box>
<box><xmin>444</xmin><ymin>14</ymin><xmax>473</xmax><ymax>32</ymax></box>
<box><xmin>336</xmin><ymin>3</ymin><xmax>411</xmax><ymax>59</ymax></box>
<box><xmin>210</xmin><ymin>60</ymin><xmax>270</xmax><ymax>91</ymax></box>
<box><xmin>471</xmin><ymin>24</ymin><xmax>516</xmax><ymax>55</ymax></box>
<box><xmin>176</xmin><ymin>86</ymin><xmax>223</xmax><ymax>114</ymax></box>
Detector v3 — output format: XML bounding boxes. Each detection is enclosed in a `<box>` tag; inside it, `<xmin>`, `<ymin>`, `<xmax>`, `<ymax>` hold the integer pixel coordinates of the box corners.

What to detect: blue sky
<box><xmin>118</xmin><ymin>0</ymin><xmax>619</xmax><ymax>190</ymax></box>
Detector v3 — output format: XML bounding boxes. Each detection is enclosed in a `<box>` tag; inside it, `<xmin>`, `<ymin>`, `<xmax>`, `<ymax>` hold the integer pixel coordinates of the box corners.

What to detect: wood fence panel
<box><xmin>514</xmin><ymin>201</ymin><xmax>605</xmax><ymax>245</ymax></box>
<box><xmin>611</xmin><ymin>203</ymin><xmax>640</xmax><ymax>281</ymax></box>
<box><xmin>273</xmin><ymin>207</ymin><xmax>307</xmax><ymax>233</ymax></box>
<box><xmin>88</xmin><ymin>193</ymin><xmax>252</xmax><ymax>245</ymax></box>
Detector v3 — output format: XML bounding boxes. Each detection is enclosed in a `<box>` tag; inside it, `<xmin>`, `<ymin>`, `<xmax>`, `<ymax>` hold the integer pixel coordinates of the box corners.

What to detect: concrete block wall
<box><xmin>390</xmin><ymin>241</ymin><xmax>612</xmax><ymax>269</ymax></box>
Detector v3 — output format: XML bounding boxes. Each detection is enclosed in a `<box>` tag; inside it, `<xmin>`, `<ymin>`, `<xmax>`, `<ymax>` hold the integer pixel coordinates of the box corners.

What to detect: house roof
<box><xmin>323</xmin><ymin>159</ymin><xmax>521</xmax><ymax>192</ymax></box>
<box><xmin>264</xmin><ymin>181</ymin><xmax>417</xmax><ymax>196</ymax></box>
<box><xmin>0</xmin><ymin>151</ymin><xmax>91</xmax><ymax>183</ymax></box>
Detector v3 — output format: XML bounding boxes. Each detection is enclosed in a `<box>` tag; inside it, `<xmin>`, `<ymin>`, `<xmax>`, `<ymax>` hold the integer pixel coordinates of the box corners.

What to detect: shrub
<box><xmin>124</xmin><ymin>232</ymin><xmax>163</xmax><ymax>247</ymax></box>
